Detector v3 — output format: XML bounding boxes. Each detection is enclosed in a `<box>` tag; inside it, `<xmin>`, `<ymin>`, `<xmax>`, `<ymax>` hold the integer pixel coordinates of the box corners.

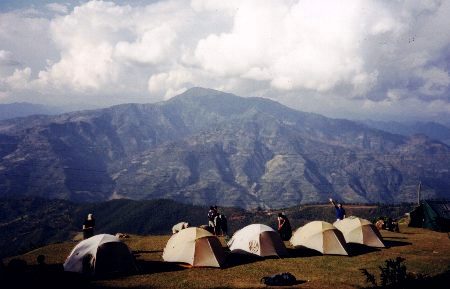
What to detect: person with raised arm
<box><xmin>329</xmin><ymin>198</ymin><xmax>346</xmax><ymax>221</ymax></box>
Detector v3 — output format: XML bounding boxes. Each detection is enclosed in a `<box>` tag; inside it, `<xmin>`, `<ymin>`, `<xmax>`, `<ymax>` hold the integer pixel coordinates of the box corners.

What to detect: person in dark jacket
<box><xmin>208</xmin><ymin>206</ymin><xmax>218</xmax><ymax>234</ymax></box>
<box><xmin>82</xmin><ymin>213</ymin><xmax>95</xmax><ymax>239</ymax></box>
<box><xmin>277</xmin><ymin>212</ymin><xmax>292</xmax><ymax>241</ymax></box>
<box><xmin>329</xmin><ymin>198</ymin><xmax>346</xmax><ymax>221</ymax></box>
<box><xmin>214</xmin><ymin>213</ymin><xmax>228</xmax><ymax>237</ymax></box>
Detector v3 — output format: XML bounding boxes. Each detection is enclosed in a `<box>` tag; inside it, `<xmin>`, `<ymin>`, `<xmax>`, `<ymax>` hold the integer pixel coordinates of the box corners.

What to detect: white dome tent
<box><xmin>290</xmin><ymin>221</ymin><xmax>348</xmax><ymax>255</ymax></box>
<box><xmin>227</xmin><ymin>224</ymin><xmax>288</xmax><ymax>257</ymax></box>
<box><xmin>63</xmin><ymin>234</ymin><xmax>136</xmax><ymax>276</ymax></box>
<box><xmin>163</xmin><ymin>227</ymin><xmax>226</xmax><ymax>268</ymax></box>
<box><xmin>333</xmin><ymin>217</ymin><xmax>385</xmax><ymax>248</ymax></box>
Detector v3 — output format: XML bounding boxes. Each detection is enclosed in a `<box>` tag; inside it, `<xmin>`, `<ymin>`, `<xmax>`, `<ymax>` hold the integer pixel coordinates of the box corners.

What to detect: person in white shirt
<box><xmin>172</xmin><ymin>222</ymin><xmax>190</xmax><ymax>234</ymax></box>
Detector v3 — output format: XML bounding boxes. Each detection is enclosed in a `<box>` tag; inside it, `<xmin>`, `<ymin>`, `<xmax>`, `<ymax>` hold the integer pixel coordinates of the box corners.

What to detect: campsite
<box><xmin>3</xmin><ymin>220</ymin><xmax>450</xmax><ymax>289</ymax></box>
<box><xmin>2</xmin><ymin>1</ymin><xmax>450</xmax><ymax>288</ymax></box>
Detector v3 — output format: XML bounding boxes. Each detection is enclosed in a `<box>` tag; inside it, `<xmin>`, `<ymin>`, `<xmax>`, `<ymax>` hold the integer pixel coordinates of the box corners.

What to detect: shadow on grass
<box><xmin>347</xmin><ymin>244</ymin><xmax>380</xmax><ymax>256</ymax></box>
<box><xmin>2</xmin><ymin>264</ymin><xmax>91</xmax><ymax>289</ymax></box>
<box><xmin>260</xmin><ymin>280</ymin><xmax>308</xmax><ymax>287</ymax></box>
<box><xmin>2</xmin><ymin>259</ymin><xmax>159</xmax><ymax>289</ymax></box>
<box><xmin>383</xmin><ymin>240</ymin><xmax>412</xmax><ymax>248</ymax></box>
<box><xmin>290</xmin><ymin>280</ymin><xmax>308</xmax><ymax>286</ymax></box>
<box><xmin>224</xmin><ymin>251</ymin><xmax>264</xmax><ymax>268</ymax></box>
<box><xmin>285</xmin><ymin>247</ymin><xmax>323</xmax><ymax>258</ymax></box>
<box><xmin>207</xmin><ymin>279</ymin><xmax>308</xmax><ymax>289</ymax></box>
<box><xmin>88</xmin><ymin>284</ymin><xmax>153</xmax><ymax>289</ymax></box>
<box><xmin>135</xmin><ymin>260</ymin><xmax>186</xmax><ymax>275</ymax></box>
<box><xmin>382</xmin><ymin>236</ymin><xmax>408</xmax><ymax>239</ymax></box>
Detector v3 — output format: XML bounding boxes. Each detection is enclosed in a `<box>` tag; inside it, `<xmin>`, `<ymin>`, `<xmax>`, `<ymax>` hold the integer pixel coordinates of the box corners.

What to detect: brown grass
<box><xmin>8</xmin><ymin>225</ymin><xmax>450</xmax><ymax>289</ymax></box>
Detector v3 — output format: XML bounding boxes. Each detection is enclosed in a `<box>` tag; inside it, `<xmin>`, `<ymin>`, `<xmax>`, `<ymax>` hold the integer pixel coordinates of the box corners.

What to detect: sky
<box><xmin>0</xmin><ymin>0</ymin><xmax>449</xmax><ymax>123</ymax></box>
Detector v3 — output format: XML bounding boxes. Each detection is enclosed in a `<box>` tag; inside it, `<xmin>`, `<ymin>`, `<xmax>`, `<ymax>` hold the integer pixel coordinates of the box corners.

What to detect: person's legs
<box><xmin>85</xmin><ymin>228</ymin><xmax>94</xmax><ymax>239</ymax></box>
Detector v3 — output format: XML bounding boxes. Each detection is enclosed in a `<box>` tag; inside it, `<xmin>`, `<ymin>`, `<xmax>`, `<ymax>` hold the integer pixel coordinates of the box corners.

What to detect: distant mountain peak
<box><xmin>180</xmin><ymin>87</ymin><xmax>229</xmax><ymax>97</ymax></box>
<box><xmin>0</xmin><ymin>102</ymin><xmax>61</xmax><ymax>121</ymax></box>
<box><xmin>170</xmin><ymin>87</ymin><xmax>240</xmax><ymax>104</ymax></box>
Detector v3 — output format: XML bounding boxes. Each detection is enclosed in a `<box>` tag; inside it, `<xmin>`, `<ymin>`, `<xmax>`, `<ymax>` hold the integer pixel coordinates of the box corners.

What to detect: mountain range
<box><xmin>361</xmin><ymin>120</ymin><xmax>450</xmax><ymax>145</ymax></box>
<box><xmin>0</xmin><ymin>102</ymin><xmax>60</xmax><ymax>121</ymax></box>
<box><xmin>0</xmin><ymin>87</ymin><xmax>449</xmax><ymax>208</ymax></box>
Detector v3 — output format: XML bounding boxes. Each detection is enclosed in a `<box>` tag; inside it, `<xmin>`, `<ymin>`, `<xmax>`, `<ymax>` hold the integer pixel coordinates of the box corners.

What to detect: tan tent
<box><xmin>227</xmin><ymin>224</ymin><xmax>288</xmax><ymax>257</ymax></box>
<box><xmin>290</xmin><ymin>221</ymin><xmax>348</xmax><ymax>255</ymax></box>
<box><xmin>162</xmin><ymin>227</ymin><xmax>225</xmax><ymax>268</ymax></box>
<box><xmin>333</xmin><ymin>217</ymin><xmax>385</xmax><ymax>247</ymax></box>
<box><xmin>64</xmin><ymin>234</ymin><xmax>136</xmax><ymax>276</ymax></box>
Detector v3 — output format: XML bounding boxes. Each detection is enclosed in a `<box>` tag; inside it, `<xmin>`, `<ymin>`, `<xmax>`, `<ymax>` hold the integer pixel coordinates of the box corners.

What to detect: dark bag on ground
<box><xmin>261</xmin><ymin>272</ymin><xmax>296</xmax><ymax>286</ymax></box>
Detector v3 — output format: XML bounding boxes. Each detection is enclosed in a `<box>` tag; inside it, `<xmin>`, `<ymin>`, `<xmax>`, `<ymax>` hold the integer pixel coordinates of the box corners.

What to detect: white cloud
<box><xmin>418</xmin><ymin>67</ymin><xmax>450</xmax><ymax>97</ymax></box>
<box><xmin>29</xmin><ymin>0</ymin><xmax>198</xmax><ymax>99</ymax></box>
<box><xmin>192</xmin><ymin>0</ymin><xmax>382</xmax><ymax>94</ymax></box>
<box><xmin>46</xmin><ymin>3</ymin><xmax>69</xmax><ymax>14</ymax></box>
<box><xmin>0</xmin><ymin>0</ymin><xmax>449</xmax><ymax>122</ymax></box>
<box><xmin>352</xmin><ymin>71</ymin><xmax>379</xmax><ymax>96</ymax></box>
<box><xmin>0</xmin><ymin>91</ymin><xmax>7</xmax><ymax>100</ymax></box>
<box><xmin>148</xmin><ymin>68</ymin><xmax>194</xmax><ymax>100</ymax></box>
<box><xmin>0</xmin><ymin>9</ymin><xmax>53</xmax><ymax>70</ymax></box>
<box><xmin>38</xmin><ymin>43</ymin><xmax>118</xmax><ymax>90</ymax></box>
<box><xmin>115</xmin><ymin>24</ymin><xmax>177</xmax><ymax>65</ymax></box>
<box><xmin>190</xmin><ymin>0</ymin><xmax>241</xmax><ymax>14</ymax></box>
<box><xmin>3</xmin><ymin>67</ymin><xmax>32</xmax><ymax>90</ymax></box>
<box><xmin>0</xmin><ymin>50</ymin><xmax>19</xmax><ymax>66</ymax></box>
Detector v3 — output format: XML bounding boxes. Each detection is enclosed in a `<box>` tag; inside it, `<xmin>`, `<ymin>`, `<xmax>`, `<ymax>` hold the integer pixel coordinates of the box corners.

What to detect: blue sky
<box><xmin>0</xmin><ymin>0</ymin><xmax>449</xmax><ymax>123</ymax></box>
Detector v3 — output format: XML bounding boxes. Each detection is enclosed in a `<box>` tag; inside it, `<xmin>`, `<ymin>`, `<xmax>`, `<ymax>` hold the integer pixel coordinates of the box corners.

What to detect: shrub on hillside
<box><xmin>359</xmin><ymin>257</ymin><xmax>440</xmax><ymax>289</ymax></box>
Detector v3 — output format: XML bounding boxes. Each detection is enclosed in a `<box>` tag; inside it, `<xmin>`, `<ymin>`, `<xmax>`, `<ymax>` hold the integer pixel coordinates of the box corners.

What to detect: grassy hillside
<box><xmin>0</xmin><ymin>198</ymin><xmax>78</xmax><ymax>258</ymax></box>
<box><xmin>0</xmin><ymin>197</ymin><xmax>415</xmax><ymax>258</ymax></box>
<box><xmin>3</xmin><ymin>225</ymin><xmax>450</xmax><ymax>289</ymax></box>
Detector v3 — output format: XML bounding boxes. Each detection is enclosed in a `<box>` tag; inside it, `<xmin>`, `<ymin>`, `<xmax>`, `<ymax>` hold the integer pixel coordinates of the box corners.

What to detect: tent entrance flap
<box><xmin>95</xmin><ymin>242</ymin><xmax>137</xmax><ymax>275</ymax></box>
<box><xmin>362</xmin><ymin>224</ymin><xmax>385</xmax><ymax>248</ymax></box>
<box><xmin>260</xmin><ymin>231</ymin><xmax>288</xmax><ymax>257</ymax></box>
<box><xmin>193</xmin><ymin>237</ymin><xmax>221</xmax><ymax>267</ymax></box>
<box><xmin>322</xmin><ymin>230</ymin><xmax>348</xmax><ymax>255</ymax></box>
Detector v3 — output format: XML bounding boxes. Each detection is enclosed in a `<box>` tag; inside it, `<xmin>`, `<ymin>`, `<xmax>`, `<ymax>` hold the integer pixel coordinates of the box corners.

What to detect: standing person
<box><xmin>214</xmin><ymin>212</ymin><xmax>228</xmax><ymax>236</ymax></box>
<box><xmin>277</xmin><ymin>212</ymin><xmax>292</xmax><ymax>241</ymax></box>
<box><xmin>329</xmin><ymin>198</ymin><xmax>346</xmax><ymax>221</ymax></box>
<box><xmin>207</xmin><ymin>206</ymin><xmax>217</xmax><ymax>234</ymax></box>
<box><xmin>218</xmin><ymin>213</ymin><xmax>228</xmax><ymax>237</ymax></box>
<box><xmin>82</xmin><ymin>213</ymin><xmax>95</xmax><ymax>240</ymax></box>
<box><xmin>214</xmin><ymin>213</ymin><xmax>222</xmax><ymax>236</ymax></box>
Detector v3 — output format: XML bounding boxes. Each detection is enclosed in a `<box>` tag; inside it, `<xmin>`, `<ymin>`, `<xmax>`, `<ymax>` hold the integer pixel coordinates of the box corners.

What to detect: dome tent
<box><xmin>333</xmin><ymin>217</ymin><xmax>385</xmax><ymax>248</ymax></box>
<box><xmin>290</xmin><ymin>221</ymin><xmax>348</xmax><ymax>255</ymax></box>
<box><xmin>409</xmin><ymin>200</ymin><xmax>450</xmax><ymax>232</ymax></box>
<box><xmin>64</xmin><ymin>234</ymin><xmax>136</xmax><ymax>276</ymax></box>
<box><xmin>227</xmin><ymin>224</ymin><xmax>288</xmax><ymax>257</ymax></box>
<box><xmin>163</xmin><ymin>227</ymin><xmax>225</xmax><ymax>268</ymax></box>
